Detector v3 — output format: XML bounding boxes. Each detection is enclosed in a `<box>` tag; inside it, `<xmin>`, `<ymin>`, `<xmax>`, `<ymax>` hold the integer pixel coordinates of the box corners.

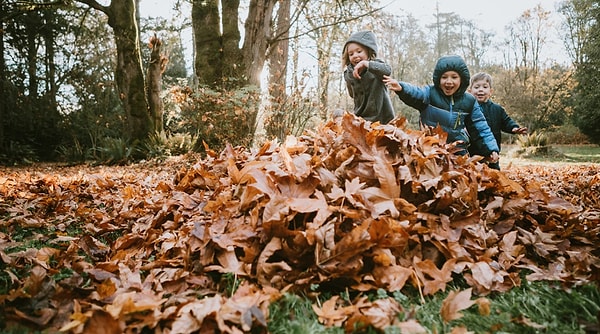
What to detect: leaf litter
<box><xmin>0</xmin><ymin>113</ymin><xmax>598</xmax><ymax>333</ymax></box>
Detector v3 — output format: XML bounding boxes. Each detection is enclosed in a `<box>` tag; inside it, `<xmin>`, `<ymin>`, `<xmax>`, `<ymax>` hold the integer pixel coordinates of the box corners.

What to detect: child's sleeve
<box><xmin>498</xmin><ymin>105</ymin><xmax>520</xmax><ymax>133</ymax></box>
<box><xmin>468</xmin><ymin>103</ymin><xmax>499</xmax><ymax>155</ymax></box>
<box><xmin>367</xmin><ymin>59</ymin><xmax>392</xmax><ymax>77</ymax></box>
<box><xmin>394</xmin><ymin>83</ymin><xmax>429</xmax><ymax>111</ymax></box>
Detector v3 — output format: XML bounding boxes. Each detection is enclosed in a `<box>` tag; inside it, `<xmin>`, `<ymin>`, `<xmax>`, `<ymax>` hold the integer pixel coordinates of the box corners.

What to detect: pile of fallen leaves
<box><xmin>0</xmin><ymin>114</ymin><xmax>599</xmax><ymax>333</ymax></box>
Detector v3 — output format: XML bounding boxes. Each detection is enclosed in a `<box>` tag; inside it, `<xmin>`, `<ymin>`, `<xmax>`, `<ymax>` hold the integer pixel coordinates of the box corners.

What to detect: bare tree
<box><xmin>558</xmin><ymin>0</ymin><xmax>594</xmax><ymax>67</ymax></box>
<box><xmin>505</xmin><ymin>4</ymin><xmax>552</xmax><ymax>84</ymax></box>
<box><xmin>458</xmin><ymin>20</ymin><xmax>494</xmax><ymax>71</ymax></box>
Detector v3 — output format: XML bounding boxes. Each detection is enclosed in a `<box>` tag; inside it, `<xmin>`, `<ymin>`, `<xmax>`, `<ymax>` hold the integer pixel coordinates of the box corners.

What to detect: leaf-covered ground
<box><xmin>1</xmin><ymin>114</ymin><xmax>599</xmax><ymax>333</ymax></box>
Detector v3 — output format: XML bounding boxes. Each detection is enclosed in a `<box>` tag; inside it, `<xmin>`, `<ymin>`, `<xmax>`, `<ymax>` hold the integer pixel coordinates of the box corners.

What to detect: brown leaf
<box><xmin>83</xmin><ymin>309</ymin><xmax>123</xmax><ymax>334</ymax></box>
<box><xmin>441</xmin><ymin>288</ymin><xmax>475</xmax><ymax>323</ymax></box>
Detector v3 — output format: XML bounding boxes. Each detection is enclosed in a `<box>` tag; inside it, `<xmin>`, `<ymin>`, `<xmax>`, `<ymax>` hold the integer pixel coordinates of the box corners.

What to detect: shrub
<box><xmin>0</xmin><ymin>141</ymin><xmax>38</xmax><ymax>166</ymax></box>
<box><xmin>545</xmin><ymin>124</ymin><xmax>591</xmax><ymax>145</ymax></box>
<box><xmin>516</xmin><ymin>131</ymin><xmax>549</xmax><ymax>148</ymax></box>
<box><xmin>512</xmin><ymin>131</ymin><xmax>564</xmax><ymax>158</ymax></box>
<box><xmin>96</xmin><ymin>137</ymin><xmax>137</xmax><ymax>165</ymax></box>
<box><xmin>166</xmin><ymin>85</ymin><xmax>261</xmax><ymax>152</ymax></box>
<box><xmin>143</xmin><ymin>131</ymin><xmax>197</xmax><ymax>159</ymax></box>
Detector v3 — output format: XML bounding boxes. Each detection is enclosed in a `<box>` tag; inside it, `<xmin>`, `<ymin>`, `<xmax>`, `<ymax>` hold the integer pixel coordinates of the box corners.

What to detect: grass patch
<box><xmin>268</xmin><ymin>280</ymin><xmax>600</xmax><ymax>333</ymax></box>
<box><xmin>503</xmin><ymin>144</ymin><xmax>600</xmax><ymax>163</ymax></box>
<box><xmin>554</xmin><ymin>145</ymin><xmax>600</xmax><ymax>163</ymax></box>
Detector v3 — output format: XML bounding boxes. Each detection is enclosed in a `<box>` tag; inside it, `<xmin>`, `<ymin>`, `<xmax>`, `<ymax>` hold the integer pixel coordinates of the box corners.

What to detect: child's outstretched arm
<box><xmin>511</xmin><ymin>126</ymin><xmax>528</xmax><ymax>134</ymax></box>
<box><xmin>383</xmin><ymin>75</ymin><xmax>402</xmax><ymax>92</ymax></box>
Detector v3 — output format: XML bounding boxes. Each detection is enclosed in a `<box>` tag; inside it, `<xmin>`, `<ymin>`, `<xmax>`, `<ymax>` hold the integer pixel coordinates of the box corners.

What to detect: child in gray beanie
<box><xmin>342</xmin><ymin>31</ymin><xmax>395</xmax><ymax>124</ymax></box>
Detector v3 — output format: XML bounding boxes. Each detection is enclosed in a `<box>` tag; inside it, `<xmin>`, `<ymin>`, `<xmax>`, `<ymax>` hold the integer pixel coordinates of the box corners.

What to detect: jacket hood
<box><xmin>344</xmin><ymin>31</ymin><xmax>378</xmax><ymax>55</ymax></box>
<box><xmin>432</xmin><ymin>55</ymin><xmax>470</xmax><ymax>96</ymax></box>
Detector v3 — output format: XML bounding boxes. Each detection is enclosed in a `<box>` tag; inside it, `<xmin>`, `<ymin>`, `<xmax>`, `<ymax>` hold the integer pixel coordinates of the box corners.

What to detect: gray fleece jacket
<box><xmin>343</xmin><ymin>31</ymin><xmax>395</xmax><ymax>124</ymax></box>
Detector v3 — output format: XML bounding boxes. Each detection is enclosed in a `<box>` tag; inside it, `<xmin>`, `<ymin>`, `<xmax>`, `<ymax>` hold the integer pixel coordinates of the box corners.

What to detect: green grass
<box><xmin>267</xmin><ymin>280</ymin><xmax>600</xmax><ymax>333</ymax></box>
<box><xmin>554</xmin><ymin>145</ymin><xmax>600</xmax><ymax>163</ymax></box>
<box><xmin>503</xmin><ymin>144</ymin><xmax>600</xmax><ymax>163</ymax></box>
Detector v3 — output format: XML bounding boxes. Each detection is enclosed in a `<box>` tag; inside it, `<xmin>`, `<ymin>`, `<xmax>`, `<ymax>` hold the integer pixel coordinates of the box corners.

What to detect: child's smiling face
<box><xmin>469</xmin><ymin>79</ymin><xmax>493</xmax><ymax>103</ymax></box>
<box><xmin>440</xmin><ymin>71</ymin><xmax>461</xmax><ymax>96</ymax></box>
<box><xmin>346</xmin><ymin>43</ymin><xmax>368</xmax><ymax>66</ymax></box>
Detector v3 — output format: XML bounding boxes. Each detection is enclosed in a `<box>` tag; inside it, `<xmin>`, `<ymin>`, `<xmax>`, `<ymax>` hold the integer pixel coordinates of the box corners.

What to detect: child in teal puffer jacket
<box><xmin>383</xmin><ymin>55</ymin><xmax>499</xmax><ymax>162</ymax></box>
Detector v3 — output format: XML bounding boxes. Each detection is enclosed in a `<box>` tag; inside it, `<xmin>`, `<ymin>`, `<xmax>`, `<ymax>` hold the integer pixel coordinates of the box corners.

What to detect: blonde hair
<box><xmin>341</xmin><ymin>43</ymin><xmax>376</xmax><ymax>68</ymax></box>
<box><xmin>470</xmin><ymin>72</ymin><xmax>493</xmax><ymax>88</ymax></box>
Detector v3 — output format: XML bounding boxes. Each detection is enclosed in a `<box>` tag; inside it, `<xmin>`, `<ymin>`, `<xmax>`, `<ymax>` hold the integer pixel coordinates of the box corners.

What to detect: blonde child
<box><xmin>468</xmin><ymin>72</ymin><xmax>527</xmax><ymax>170</ymax></box>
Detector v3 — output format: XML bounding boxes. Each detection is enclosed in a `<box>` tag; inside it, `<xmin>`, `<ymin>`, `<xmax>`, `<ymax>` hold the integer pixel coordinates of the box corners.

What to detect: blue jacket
<box><xmin>468</xmin><ymin>99</ymin><xmax>520</xmax><ymax>154</ymax></box>
<box><xmin>394</xmin><ymin>55</ymin><xmax>499</xmax><ymax>155</ymax></box>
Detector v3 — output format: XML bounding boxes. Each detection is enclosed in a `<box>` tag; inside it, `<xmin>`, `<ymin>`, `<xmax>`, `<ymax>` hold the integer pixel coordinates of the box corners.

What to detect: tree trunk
<box><xmin>77</xmin><ymin>0</ymin><xmax>152</xmax><ymax>142</ymax></box>
<box><xmin>108</xmin><ymin>0</ymin><xmax>151</xmax><ymax>142</ymax></box>
<box><xmin>241</xmin><ymin>0</ymin><xmax>277</xmax><ymax>87</ymax></box>
<box><xmin>147</xmin><ymin>34</ymin><xmax>167</xmax><ymax>134</ymax></box>
<box><xmin>192</xmin><ymin>0</ymin><xmax>222</xmax><ymax>87</ymax></box>
<box><xmin>316</xmin><ymin>30</ymin><xmax>334</xmax><ymax>119</ymax></box>
<box><xmin>26</xmin><ymin>19</ymin><xmax>38</xmax><ymax>100</ymax></box>
<box><xmin>266</xmin><ymin>0</ymin><xmax>291</xmax><ymax>140</ymax></box>
<box><xmin>221</xmin><ymin>0</ymin><xmax>242</xmax><ymax>87</ymax></box>
<box><xmin>0</xmin><ymin>7</ymin><xmax>5</xmax><ymax>149</ymax></box>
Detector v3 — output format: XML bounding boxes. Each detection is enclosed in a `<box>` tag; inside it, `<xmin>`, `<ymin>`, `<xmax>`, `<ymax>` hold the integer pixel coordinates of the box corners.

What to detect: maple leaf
<box><xmin>413</xmin><ymin>258</ymin><xmax>457</xmax><ymax>295</ymax></box>
<box><xmin>441</xmin><ymin>288</ymin><xmax>476</xmax><ymax>323</ymax></box>
<box><xmin>312</xmin><ymin>296</ymin><xmax>353</xmax><ymax>327</ymax></box>
<box><xmin>373</xmin><ymin>265</ymin><xmax>412</xmax><ymax>291</ymax></box>
<box><xmin>170</xmin><ymin>295</ymin><xmax>223</xmax><ymax>334</ymax></box>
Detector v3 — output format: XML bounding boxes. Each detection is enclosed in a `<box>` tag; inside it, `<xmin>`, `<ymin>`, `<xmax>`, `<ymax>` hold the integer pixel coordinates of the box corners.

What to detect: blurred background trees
<box><xmin>0</xmin><ymin>0</ymin><xmax>597</xmax><ymax>165</ymax></box>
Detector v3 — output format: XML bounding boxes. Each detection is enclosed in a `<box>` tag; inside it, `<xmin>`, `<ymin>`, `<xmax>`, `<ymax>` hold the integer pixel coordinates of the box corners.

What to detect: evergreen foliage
<box><xmin>573</xmin><ymin>2</ymin><xmax>600</xmax><ymax>145</ymax></box>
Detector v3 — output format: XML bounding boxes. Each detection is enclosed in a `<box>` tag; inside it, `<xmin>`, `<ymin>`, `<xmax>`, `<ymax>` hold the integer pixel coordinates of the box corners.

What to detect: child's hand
<box><xmin>512</xmin><ymin>127</ymin><xmax>528</xmax><ymax>134</ymax></box>
<box><xmin>489</xmin><ymin>151</ymin><xmax>499</xmax><ymax>163</ymax></box>
<box><xmin>353</xmin><ymin>60</ymin><xmax>369</xmax><ymax>79</ymax></box>
<box><xmin>383</xmin><ymin>75</ymin><xmax>402</xmax><ymax>92</ymax></box>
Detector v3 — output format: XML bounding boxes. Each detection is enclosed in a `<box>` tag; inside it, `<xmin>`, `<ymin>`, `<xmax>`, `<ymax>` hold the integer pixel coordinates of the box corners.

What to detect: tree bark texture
<box><xmin>221</xmin><ymin>0</ymin><xmax>242</xmax><ymax>86</ymax></box>
<box><xmin>0</xmin><ymin>5</ymin><xmax>5</xmax><ymax>148</ymax></box>
<box><xmin>146</xmin><ymin>34</ymin><xmax>167</xmax><ymax>134</ymax></box>
<box><xmin>241</xmin><ymin>0</ymin><xmax>277</xmax><ymax>87</ymax></box>
<box><xmin>266</xmin><ymin>0</ymin><xmax>291</xmax><ymax>140</ymax></box>
<box><xmin>192</xmin><ymin>0</ymin><xmax>222</xmax><ymax>87</ymax></box>
<box><xmin>107</xmin><ymin>0</ymin><xmax>151</xmax><ymax>142</ymax></box>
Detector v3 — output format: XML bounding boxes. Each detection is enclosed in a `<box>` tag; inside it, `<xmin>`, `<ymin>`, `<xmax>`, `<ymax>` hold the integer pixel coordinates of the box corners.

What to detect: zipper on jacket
<box><xmin>451</xmin><ymin>96</ymin><xmax>461</xmax><ymax>129</ymax></box>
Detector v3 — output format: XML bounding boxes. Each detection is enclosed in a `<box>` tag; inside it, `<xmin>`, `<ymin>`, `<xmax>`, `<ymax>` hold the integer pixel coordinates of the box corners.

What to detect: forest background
<box><xmin>1</xmin><ymin>0</ymin><xmax>599</xmax><ymax>165</ymax></box>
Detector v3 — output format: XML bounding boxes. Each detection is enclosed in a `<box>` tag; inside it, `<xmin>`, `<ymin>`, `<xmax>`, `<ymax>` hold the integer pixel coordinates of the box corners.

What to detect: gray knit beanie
<box><xmin>344</xmin><ymin>31</ymin><xmax>378</xmax><ymax>55</ymax></box>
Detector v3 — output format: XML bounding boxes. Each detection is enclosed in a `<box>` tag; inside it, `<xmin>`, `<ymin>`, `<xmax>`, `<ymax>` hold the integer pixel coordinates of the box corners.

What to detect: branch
<box><xmin>1</xmin><ymin>0</ymin><xmax>69</xmax><ymax>21</ymax></box>
<box><xmin>74</xmin><ymin>0</ymin><xmax>109</xmax><ymax>15</ymax></box>
<box><xmin>271</xmin><ymin>5</ymin><xmax>384</xmax><ymax>43</ymax></box>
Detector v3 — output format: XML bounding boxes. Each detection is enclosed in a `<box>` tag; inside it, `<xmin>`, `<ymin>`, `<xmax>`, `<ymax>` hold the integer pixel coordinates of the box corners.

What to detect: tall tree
<box><xmin>0</xmin><ymin>1</ymin><xmax>66</xmax><ymax>158</ymax></box>
<box><xmin>573</xmin><ymin>1</ymin><xmax>600</xmax><ymax>144</ymax></box>
<box><xmin>428</xmin><ymin>6</ymin><xmax>463</xmax><ymax>58</ymax></box>
<box><xmin>191</xmin><ymin>0</ymin><xmax>222</xmax><ymax>87</ymax></box>
<box><xmin>558</xmin><ymin>0</ymin><xmax>595</xmax><ymax>67</ymax></box>
<box><xmin>0</xmin><ymin>1</ymin><xmax>9</xmax><ymax>149</ymax></box>
<box><xmin>458</xmin><ymin>20</ymin><xmax>494</xmax><ymax>71</ymax></box>
<box><xmin>191</xmin><ymin>0</ymin><xmax>278</xmax><ymax>89</ymax></box>
<box><xmin>76</xmin><ymin>0</ymin><xmax>153</xmax><ymax>142</ymax></box>
<box><xmin>505</xmin><ymin>5</ymin><xmax>552</xmax><ymax>84</ymax></box>
<box><xmin>265</xmin><ymin>0</ymin><xmax>292</xmax><ymax>140</ymax></box>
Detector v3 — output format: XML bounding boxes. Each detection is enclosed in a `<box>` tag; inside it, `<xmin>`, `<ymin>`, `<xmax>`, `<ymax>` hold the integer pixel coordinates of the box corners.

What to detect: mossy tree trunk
<box><xmin>76</xmin><ymin>0</ymin><xmax>152</xmax><ymax>142</ymax></box>
<box><xmin>146</xmin><ymin>34</ymin><xmax>167</xmax><ymax>134</ymax></box>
